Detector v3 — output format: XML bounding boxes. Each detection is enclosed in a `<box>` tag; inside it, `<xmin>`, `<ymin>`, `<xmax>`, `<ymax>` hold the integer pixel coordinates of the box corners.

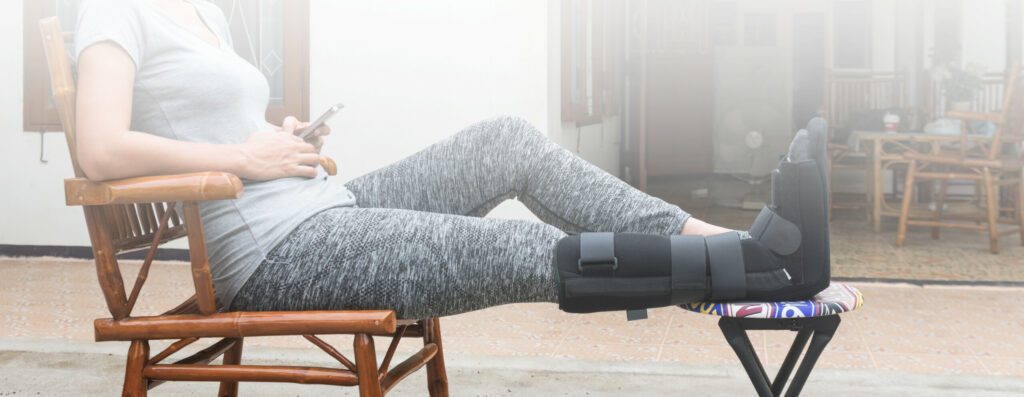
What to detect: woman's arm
<box><xmin>75</xmin><ymin>42</ymin><xmax>320</xmax><ymax>181</ymax></box>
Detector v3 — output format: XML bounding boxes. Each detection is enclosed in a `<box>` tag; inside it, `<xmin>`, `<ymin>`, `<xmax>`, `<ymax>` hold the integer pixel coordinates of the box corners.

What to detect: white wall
<box><xmin>0</xmin><ymin>1</ymin><xmax>93</xmax><ymax>247</ymax></box>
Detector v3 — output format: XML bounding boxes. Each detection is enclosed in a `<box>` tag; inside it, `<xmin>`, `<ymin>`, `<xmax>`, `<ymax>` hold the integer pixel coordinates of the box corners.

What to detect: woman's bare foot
<box><xmin>680</xmin><ymin>218</ymin><xmax>734</xmax><ymax>237</ymax></box>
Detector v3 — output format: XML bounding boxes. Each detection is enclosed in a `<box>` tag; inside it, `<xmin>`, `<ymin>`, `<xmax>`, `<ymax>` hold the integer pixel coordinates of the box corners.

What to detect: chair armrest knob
<box><xmin>319</xmin><ymin>156</ymin><xmax>338</xmax><ymax>177</ymax></box>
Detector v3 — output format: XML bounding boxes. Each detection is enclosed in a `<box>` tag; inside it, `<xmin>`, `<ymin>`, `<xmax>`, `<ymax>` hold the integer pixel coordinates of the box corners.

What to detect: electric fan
<box><xmin>712</xmin><ymin>47</ymin><xmax>792</xmax><ymax>210</ymax></box>
<box><xmin>716</xmin><ymin>103</ymin><xmax>791</xmax><ymax>209</ymax></box>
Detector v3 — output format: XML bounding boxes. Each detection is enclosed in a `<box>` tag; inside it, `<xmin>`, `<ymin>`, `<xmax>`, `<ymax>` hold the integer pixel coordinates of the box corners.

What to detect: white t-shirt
<box><xmin>75</xmin><ymin>0</ymin><xmax>357</xmax><ymax>309</ymax></box>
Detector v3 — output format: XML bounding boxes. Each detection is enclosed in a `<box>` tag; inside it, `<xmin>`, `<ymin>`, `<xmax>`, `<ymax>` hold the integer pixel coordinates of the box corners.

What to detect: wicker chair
<box><xmin>40</xmin><ymin>17</ymin><xmax>448</xmax><ymax>397</ymax></box>
<box><xmin>896</xmin><ymin>64</ymin><xmax>1024</xmax><ymax>253</ymax></box>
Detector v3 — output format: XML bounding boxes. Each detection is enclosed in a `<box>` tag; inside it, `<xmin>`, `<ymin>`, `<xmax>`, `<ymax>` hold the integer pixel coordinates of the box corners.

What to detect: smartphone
<box><xmin>296</xmin><ymin>103</ymin><xmax>344</xmax><ymax>140</ymax></box>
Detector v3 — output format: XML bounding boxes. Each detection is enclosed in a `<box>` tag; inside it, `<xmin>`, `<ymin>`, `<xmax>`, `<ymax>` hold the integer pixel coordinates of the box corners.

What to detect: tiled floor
<box><xmin>1</xmin><ymin>258</ymin><xmax>1022</xmax><ymax>379</ymax></box>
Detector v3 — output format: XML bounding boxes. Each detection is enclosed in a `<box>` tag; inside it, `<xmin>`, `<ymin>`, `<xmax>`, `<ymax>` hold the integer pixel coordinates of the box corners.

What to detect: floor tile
<box><xmin>871</xmin><ymin>352</ymin><xmax>990</xmax><ymax>376</ymax></box>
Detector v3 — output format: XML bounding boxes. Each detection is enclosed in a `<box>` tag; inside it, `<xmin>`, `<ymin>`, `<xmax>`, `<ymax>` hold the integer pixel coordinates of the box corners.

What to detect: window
<box><xmin>21</xmin><ymin>1</ymin><xmax>78</xmax><ymax>132</ymax></box>
<box><xmin>22</xmin><ymin>0</ymin><xmax>309</xmax><ymax>132</ymax></box>
<box><xmin>211</xmin><ymin>0</ymin><xmax>309</xmax><ymax>124</ymax></box>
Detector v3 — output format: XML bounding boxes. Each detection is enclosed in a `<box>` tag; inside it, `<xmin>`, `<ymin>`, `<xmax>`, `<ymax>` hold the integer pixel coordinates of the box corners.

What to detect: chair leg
<box><xmin>783</xmin><ymin>316</ymin><xmax>840</xmax><ymax>397</ymax></box>
<box><xmin>122</xmin><ymin>340</ymin><xmax>149</xmax><ymax>397</ymax></box>
<box><xmin>1018</xmin><ymin>171</ymin><xmax>1024</xmax><ymax>246</ymax></box>
<box><xmin>896</xmin><ymin>161</ymin><xmax>917</xmax><ymax>247</ymax></box>
<box><xmin>718</xmin><ymin>319</ymin><xmax>772</xmax><ymax>397</ymax></box>
<box><xmin>355</xmin><ymin>334</ymin><xmax>383</xmax><ymax>397</ymax></box>
<box><xmin>217</xmin><ymin>338</ymin><xmax>244</xmax><ymax>397</ymax></box>
<box><xmin>827</xmin><ymin>152</ymin><xmax>834</xmax><ymax>221</ymax></box>
<box><xmin>423</xmin><ymin>318</ymin><xmax>450</xmax><ymax>397</ymax></box>
<box><xmin>983</xmin><ymin>168</ymin><xmax>1000</xmax><ymax>254</ymax></box>
<box><xmin>931</xmin><ymin>179</ymin><xmax>948</xmax><ymax>240</ymax></box>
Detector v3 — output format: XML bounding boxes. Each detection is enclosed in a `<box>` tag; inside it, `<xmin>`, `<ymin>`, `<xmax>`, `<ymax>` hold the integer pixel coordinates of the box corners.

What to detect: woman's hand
<box><xmin>281</xmin><ymin>116</ymin><xmax>331</xmax><ymax>153</ymax></box>
<box><xmin>236</xmin><ymin>130</ymin><xmax>320</xmax><ymax>181</ymax></box>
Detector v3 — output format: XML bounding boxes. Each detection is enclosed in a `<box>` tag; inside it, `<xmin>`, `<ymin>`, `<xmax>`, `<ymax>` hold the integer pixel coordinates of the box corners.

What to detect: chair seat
<box><xmin>681</xmin><ymin>283</ymin><xmax>863</xmax><ymax>319</ymax></box>
<box><xmin>902</xmin><ymin>151</ymin><xmax>1022</xmax><ymax>170</ymax></box>
<box><xmin>945</xmin><ymin>110</ymin><xmax>1005</xmax><ymax>123</ymax></box>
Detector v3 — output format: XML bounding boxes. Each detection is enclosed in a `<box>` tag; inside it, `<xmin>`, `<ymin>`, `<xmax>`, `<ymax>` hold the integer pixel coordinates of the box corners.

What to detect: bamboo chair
<box><xmin>896</xmin><ymin>64</ymin><xmax>1024</xmax><ymax>253</ymax></box>
<box><xmin>40</xmin><ymin>17</ymin><xmax>448</xmax><ymax>396</ymax></box>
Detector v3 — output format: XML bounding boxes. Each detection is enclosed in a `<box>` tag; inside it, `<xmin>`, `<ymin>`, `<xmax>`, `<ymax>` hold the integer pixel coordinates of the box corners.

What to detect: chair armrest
<box><xmin>319</xmin><ymin>156</ymin><xmax>338</xmax><ymax>176</ymax></box>
<box><xmin>945</xmin><ymin>110</ymin><xmax>1005</xmax><ymax>124</ymax></box>
<box><xmin>94</xmin><ymin>310</ymin><xmax>397</xmax><ymax>341</ymax></box>
<box><xmin>65</xmin><ymin>172</ymin><xmax>243</xmax><ymax>206</ymax></box>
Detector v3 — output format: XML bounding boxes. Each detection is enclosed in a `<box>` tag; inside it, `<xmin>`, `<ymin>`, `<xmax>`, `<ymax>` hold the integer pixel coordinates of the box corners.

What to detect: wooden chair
<box><xmin>823</xmin><ymin>73</ymin><xmax>907</xmax><ymax>221</ymax></box>
<box><xmin>40</xmin><ymin>17</ymin><xmax>448</xmax><ymax>396</ymax></box>
<box><xmin>896</xmin><ymin>64</ymin><xmax>1024</xmax><ymax>253</ymax></box>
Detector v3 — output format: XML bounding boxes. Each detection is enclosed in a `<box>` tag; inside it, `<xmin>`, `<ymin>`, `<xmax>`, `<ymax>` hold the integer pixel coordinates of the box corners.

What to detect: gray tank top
<box><xmin>75</xmin><ymin>0</ymin><xmax>357</xmax><ymax>308</ymax></box>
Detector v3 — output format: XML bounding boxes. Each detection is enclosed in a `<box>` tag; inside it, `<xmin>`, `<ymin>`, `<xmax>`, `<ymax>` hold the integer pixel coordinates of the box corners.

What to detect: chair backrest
<box><xmin>998</xmin><ymin>63</ymin><xmax>1021</xmax><ymax>118</ymax></box>
<box><xmin>987</xmin><ymin>63</ymin><xmax>1021</xmax><ymax>160</ymax></box>
<box><xmin>1006</xmin><ymin>65</ymin><xmax>1024</xmax><ymax>140</ymax></box>
<box><xmin>40</xmin><ymin>17</ymin><xmax>204</xmax><ymax>320</ymax></box>
<box><xmin>957</xmin><ymin>63</ymin><xmax>1021</xmax><ymax>161</ymax></box>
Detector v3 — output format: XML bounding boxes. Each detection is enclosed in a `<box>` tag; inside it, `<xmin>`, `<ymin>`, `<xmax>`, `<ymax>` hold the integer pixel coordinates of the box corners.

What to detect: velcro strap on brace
<box><xmin>706</xmin><ymin>233</ymin><xmax>746</xmax><ymax>301</ymax></box>
<box><xmin>578</xmin><ymin>232</ymin><xmax>618</xmax><ymax>276</ymax></box>
<box><xmin>670</xmin><ymin>235</ymin><xmax>708</xmax><ymax>303</ymax></box>
<box><xmin>749</xmin><ymin>206</ymin><xmax>802</xmax><ymax>256</ymax></box>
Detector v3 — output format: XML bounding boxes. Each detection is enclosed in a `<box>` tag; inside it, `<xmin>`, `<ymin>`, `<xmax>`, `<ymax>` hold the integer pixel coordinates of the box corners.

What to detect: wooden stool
<box><xmin>681</xmin><ymin>283</ymin><xmax>864</xmax><ymax>397</ymax></box>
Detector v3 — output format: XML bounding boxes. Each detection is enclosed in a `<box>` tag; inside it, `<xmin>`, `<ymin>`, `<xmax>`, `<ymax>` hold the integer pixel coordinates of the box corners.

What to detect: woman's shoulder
<box><xmin>78</xmin><ymin>0</ymin><xmax>146</xmax><ymax>14</ymax></box>
<box><xmin>75</xmin><ymin>0</ymin><xmax>149</xmax><ymax>68</ymax></box>
<box><xmin>77</xmin><ymin>0</ymin><xmax>148</xmax><ymax>26</ymax></box>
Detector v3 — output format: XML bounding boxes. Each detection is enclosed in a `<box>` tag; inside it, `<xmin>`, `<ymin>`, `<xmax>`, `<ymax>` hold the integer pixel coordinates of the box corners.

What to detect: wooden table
<box><xmin>848</xmin><ymin>130</ymin><xmax>995</xmax><ymax>232</ymax></box>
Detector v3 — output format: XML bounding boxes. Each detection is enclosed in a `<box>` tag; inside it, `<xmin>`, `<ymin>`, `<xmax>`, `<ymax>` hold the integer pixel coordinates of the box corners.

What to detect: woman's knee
<box><xmin>470</xmin><ymin>115</ymin><xmax>546</xmax><ymax>146</ymax></box>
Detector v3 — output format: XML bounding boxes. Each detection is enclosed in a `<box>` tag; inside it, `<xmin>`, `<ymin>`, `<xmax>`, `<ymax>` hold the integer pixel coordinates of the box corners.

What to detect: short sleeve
<box><xmin>75</xmin><ymin>0</ymin><xmax>146</xmax><ymax>70</ymax></box>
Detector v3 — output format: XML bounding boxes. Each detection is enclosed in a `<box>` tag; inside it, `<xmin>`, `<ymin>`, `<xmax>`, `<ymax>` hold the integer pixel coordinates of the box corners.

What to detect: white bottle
<box><xmin>883</xmin><ymin>112</ymin><xmax>901</xmax><ymax>133</ymax></box>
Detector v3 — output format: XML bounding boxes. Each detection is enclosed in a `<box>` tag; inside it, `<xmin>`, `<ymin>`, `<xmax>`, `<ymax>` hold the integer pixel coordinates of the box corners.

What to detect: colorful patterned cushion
<box><xmin>681</xmin><ymin>283</ymin><xmax>863</xmax><ymax>319</ymax></box>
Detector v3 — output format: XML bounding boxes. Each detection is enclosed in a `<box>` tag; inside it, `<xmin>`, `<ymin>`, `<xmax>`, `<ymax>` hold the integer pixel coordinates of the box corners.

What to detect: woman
<box><xmin>76</xmin><ymin>0</ymin><xmax>820</xmax><ymax>319</ymax></box>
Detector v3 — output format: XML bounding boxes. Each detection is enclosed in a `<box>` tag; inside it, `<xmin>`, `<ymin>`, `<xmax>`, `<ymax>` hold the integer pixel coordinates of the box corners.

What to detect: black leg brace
<box><xmin>554</xmin><ymin>118</ymin><xmax>832</xmax><ymax>315</ymax></box>
<box><xmin>749</xmin><ymin>118</ymin><xmax>832</xmax><ymax>301</ymax></box>
<box><xmin>555</xmin><ymin>231</ymin><xmax>792</xmax><ymax>314</ymax></box>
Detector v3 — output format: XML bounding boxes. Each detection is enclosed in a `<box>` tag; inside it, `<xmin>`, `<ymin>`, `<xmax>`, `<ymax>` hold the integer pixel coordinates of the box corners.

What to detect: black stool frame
<box><xmin>718</xmin><ymin>315</ymin><xmax>841</xmax><ymax>397</ymax></box>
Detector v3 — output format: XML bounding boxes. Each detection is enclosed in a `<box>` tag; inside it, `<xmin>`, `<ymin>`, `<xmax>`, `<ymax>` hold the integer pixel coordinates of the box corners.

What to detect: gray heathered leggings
<box><xmin>230</xmin><ymin>116</ymin><xmax>690</xmax><ymax>319</ymax></box>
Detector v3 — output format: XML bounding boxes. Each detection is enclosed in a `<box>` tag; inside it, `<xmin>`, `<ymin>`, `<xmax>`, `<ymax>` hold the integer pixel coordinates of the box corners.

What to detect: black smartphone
<box><xmin>296</xmin><ymin>103</ymin><xmax>344</xmax><ymax>140</ymax></box>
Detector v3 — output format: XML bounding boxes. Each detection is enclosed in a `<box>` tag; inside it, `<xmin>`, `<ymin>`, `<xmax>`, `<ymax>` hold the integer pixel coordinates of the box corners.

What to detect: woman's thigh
<box><xmin>343</xmin><ymin>115</ymin><xmax>556</xmax><ymax>216</ymax></box>
<box><xmin>231</xmin><ymin>207</ymin><xmax>566</xmax><ymax>319</ymax></box>
<box><xmin>344</xmin><ymin>115</ymin><xmax>688</xmax><ymax>235</ymax></box>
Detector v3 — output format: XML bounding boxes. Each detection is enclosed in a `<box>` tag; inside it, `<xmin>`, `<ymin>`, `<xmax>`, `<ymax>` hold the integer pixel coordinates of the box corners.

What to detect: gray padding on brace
<box><xmin>579</xmin><ymin>232</ymin><xmax>616</xmax><ymax>267</ymax></box>
<box><xmin>749</xmin><ymin>206</ymin><xmax>802</xmax><ymax>256</ymax></box>
<box><xmin>670</xmin><ymin>235</ymin><xmax>707</xmax><ymax>303</ymax></box>
<box><xmin>563</xmin><ymin>277</ymin><xmax>669</xmax><ymax>298</ymax></box>
<box><xmin>787</xmin><ymin>130</ymin><xmax>811</xmax><ymax>162</ymax></box>
<box><xmin>706</xmin><ymin>232</ymin><xmax>746</xmax><ymax>301</ymax></box>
